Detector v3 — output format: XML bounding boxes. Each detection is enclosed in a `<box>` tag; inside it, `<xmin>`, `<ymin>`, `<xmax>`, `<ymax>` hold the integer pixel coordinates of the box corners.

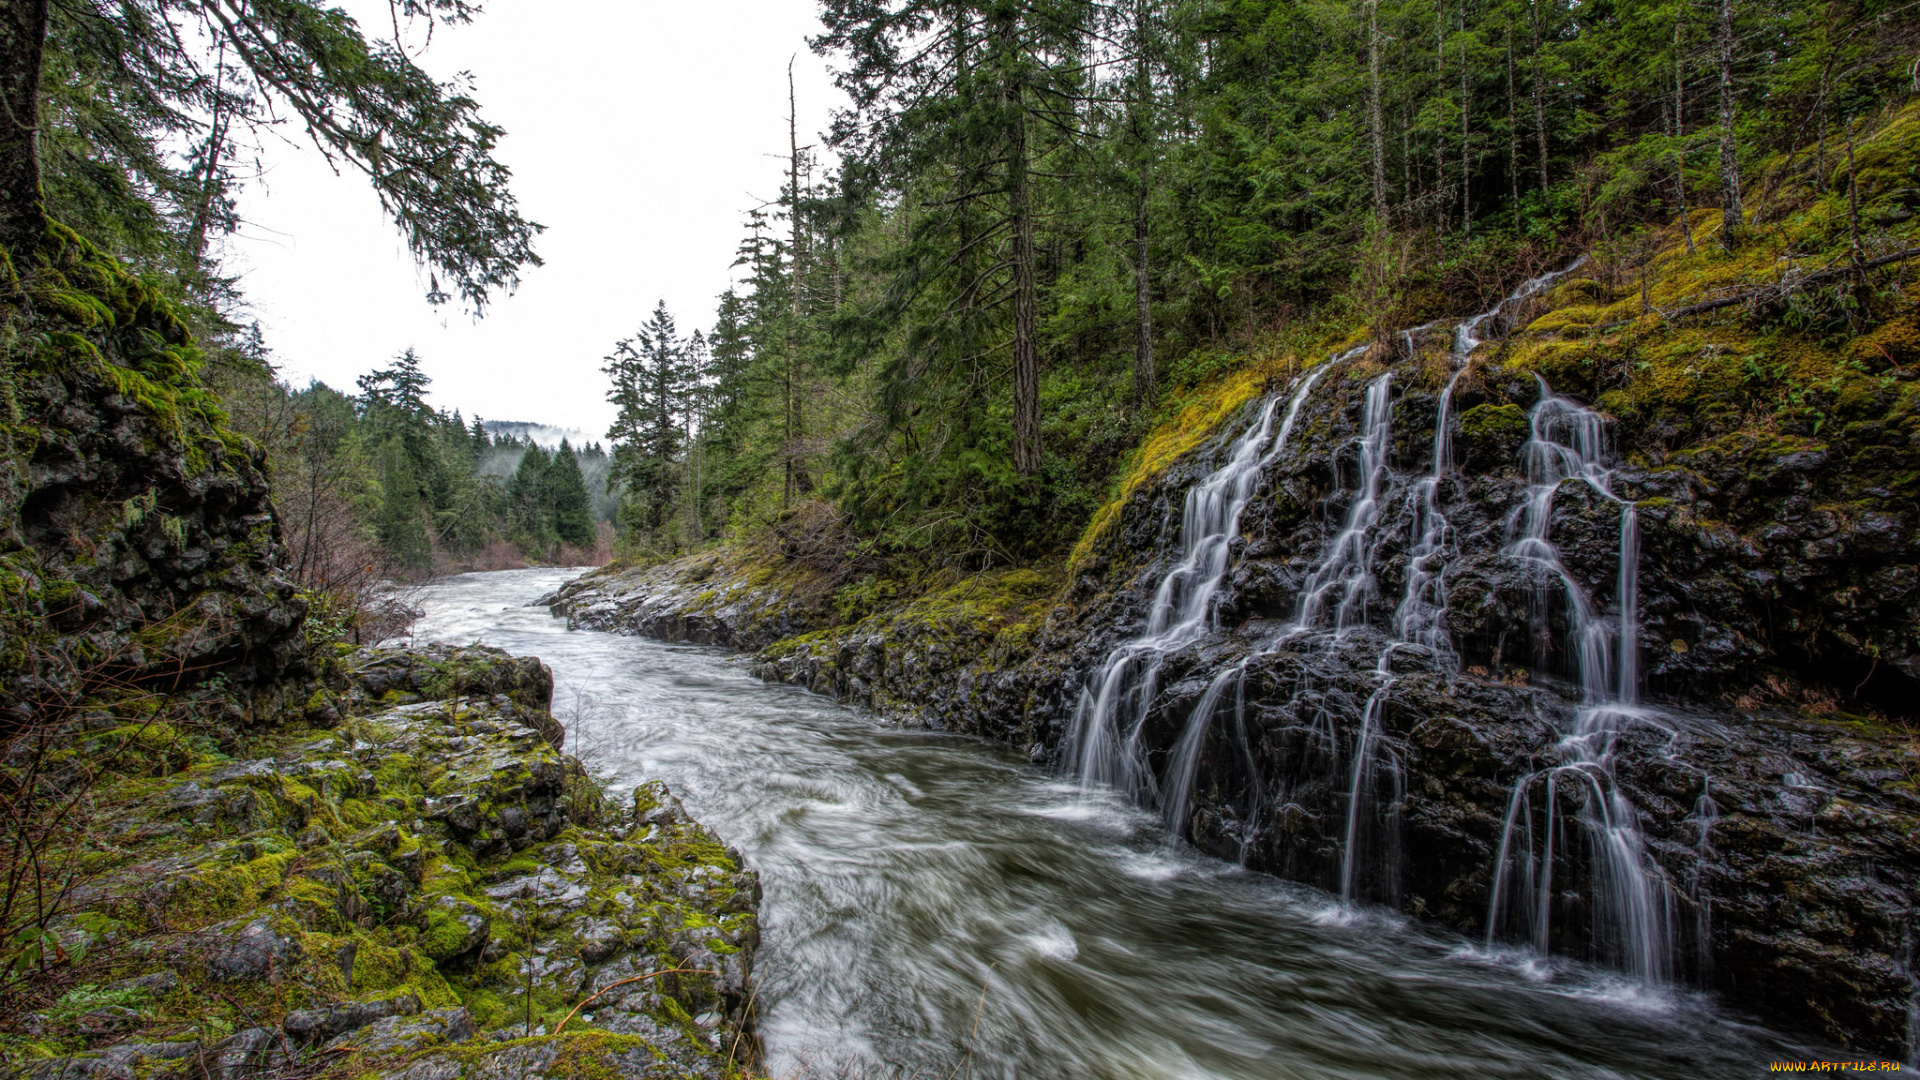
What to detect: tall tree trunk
<box><xmin>186</xmin><ymin>41</ymin><xmax>231</xmax><ymax>263</ymax></box>
<box><xmin>1716</xmin><ymin>0</ymin><xmax>1742</xmax><ymax>240</ymax></box>
<box><xmin>1507</xmin><ymin>34</ymin><xmax>1519</xmax><ymax>217</ymax></box>
<box><xmin>1674</xmin><ymin>14</ymin><xmax>1696</xmax><ymax>252</ymax></box>
<box><xmin>784</xmin><ymin>62</ymin><xmax>805</xmax><ymax>508</ymax></box>
<box><xmin>1536</xmin><ymin>0</ymin><xmax>1551</xmax><ymax>191</ymax></box>
<box><xmin>1001</xmin><ymin>20</ymin><xmax>1040</xmax><ymax>477</ymax></box>
<box><xmin>1367</xmin><ymin>0</ymin><xmax>1388</xmax><ymax>221</ymax></box>
<box><xmin>1435</xmin><ymin>0</ymin><xmax>1447</xmax><ymax>228</ymax></box>
<box><xmin>0</xmin><ymin>0</ymin><xmax>48</xmax><ymax>253</ymax></box>
<box><xmin>1459</xmin><ymin>11</ymin><xmax>1471</xmax><ymax>236</ymax></box>
<box><xmin>1131</xmin><ymin>0</ymin><xmax>1154</xmax><ymax>409</ymax></box>
<box><xmin>1133</xmin><ymin>183</ymin><xmax>1153</xmax><ymax>409</ymax></box>
<box><xmin>1402</xmin><ymin>105</ymin><xmax>1412</xmax><ymax>203</ymax></box>
<box><xmin>1845</xmin><ymin>117</ymin><xmax>1864</xmax><ymax>269</ymax></box>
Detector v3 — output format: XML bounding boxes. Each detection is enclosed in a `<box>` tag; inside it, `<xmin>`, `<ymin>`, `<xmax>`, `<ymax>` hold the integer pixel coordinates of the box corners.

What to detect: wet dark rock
<box><xmin>554</xmin><ymin>341</ymin><xmax>1919</xmax><ymax>1057</ymax></box>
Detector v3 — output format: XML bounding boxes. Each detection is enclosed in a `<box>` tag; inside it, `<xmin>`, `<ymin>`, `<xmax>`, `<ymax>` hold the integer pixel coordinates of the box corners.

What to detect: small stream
<box><xmin>405</xmin><ymin>567</ymin><xmax>1818</xmax><ymax>1079</ymax></box>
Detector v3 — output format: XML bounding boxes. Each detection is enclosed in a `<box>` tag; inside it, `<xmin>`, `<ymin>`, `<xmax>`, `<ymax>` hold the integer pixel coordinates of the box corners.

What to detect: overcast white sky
<box><xmin>221</xmin><ymin>1</ymin><xmax>843</xmax><ymax>438</ymax></box>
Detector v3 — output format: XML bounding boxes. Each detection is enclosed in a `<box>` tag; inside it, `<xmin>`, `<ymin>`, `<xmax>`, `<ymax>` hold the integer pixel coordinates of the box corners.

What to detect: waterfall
<box><xmin>1065</xmin><ymin>368</ymin><xmax>1327</xmax><ymax>804</ymax></box>
<box><xmin>1161</xmin><ymin>662</ymin><xmax>1244</xmax><ymax>836</ymax></box>
<box><xmin>1276</xmin><ymin>265</ymin><xmax>1590</xmax><ymax>899</ymax></box>
<box><xmin>1455</xmin><ymin>258</ymin><xmax>1588</xmax><ymax>354</ymax></box>
<box><xmin>1484</xmin><ymin>379</ymin><xmax>1676</xmax><ymax>983</ymax></box>
<box><xmin>1391</xmin><ymin>361</ymin><xmax>1468</xmax><ymax>655</ymax></box>
<box><xmin>1324</xmin><ymin>266</ymin><xmax>1585</xmax><ymax>897</ymax></box>
<box><xmin>1070</xmin><ymin>258</ymin><xmax>1602</xmax><ymax>919</ymax></box>
<box><xmin>1291</xmin><ymin>373</ymin><xmax>1395</xmax><ymax>635</ymax></box>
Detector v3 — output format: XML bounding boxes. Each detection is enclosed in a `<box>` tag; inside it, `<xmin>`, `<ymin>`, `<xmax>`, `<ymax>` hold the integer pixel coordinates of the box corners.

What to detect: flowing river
<box><xmin>405</xmin><ymin>567</ymin><xmax>1822</xmax><ymax>1079</ymax></box>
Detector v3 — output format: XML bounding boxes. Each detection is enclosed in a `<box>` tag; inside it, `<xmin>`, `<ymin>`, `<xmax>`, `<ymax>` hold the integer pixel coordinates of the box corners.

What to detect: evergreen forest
<box><xmin>593</xmin><ymin>0</ymin><xmax>1919</xmax><ymax>574</ymax></box>
<box><xmin>3</xmin><ymin>0</ymin><xmax>1920</xmax><ymax>1070</ymax></box>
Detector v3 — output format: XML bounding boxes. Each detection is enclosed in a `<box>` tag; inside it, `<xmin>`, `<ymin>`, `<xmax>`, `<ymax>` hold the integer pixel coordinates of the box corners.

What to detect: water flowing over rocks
<box><xmin>555</xmin><ymin>285</ymin><xmax>1920</xmax><ymax>1056</ymax></box>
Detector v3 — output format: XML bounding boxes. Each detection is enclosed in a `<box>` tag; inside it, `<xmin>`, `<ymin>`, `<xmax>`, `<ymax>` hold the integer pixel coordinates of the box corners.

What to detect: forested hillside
<box><xmin>603</xmin><ymin>0</ymin><xmax>1918</xmax><ymax>573</ymax></box>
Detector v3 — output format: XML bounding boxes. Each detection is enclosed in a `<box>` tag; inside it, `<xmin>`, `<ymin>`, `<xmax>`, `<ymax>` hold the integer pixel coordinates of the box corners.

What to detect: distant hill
<box><xmin>478</xmin><ymin>420</ymin><xmax>601</xmax><ymax>451</ymax></box>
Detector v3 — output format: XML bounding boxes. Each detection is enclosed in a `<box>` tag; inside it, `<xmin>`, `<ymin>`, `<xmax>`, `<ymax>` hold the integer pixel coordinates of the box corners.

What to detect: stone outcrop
<box><xmin>1</xmin><ymin>226</ymin><xmax>306</xmax><ymax>730</ymax></box>
<box><xmin>3</xmin><ymin>646</ymin><xmax>760</xmax><ymax>1080</ymax></box>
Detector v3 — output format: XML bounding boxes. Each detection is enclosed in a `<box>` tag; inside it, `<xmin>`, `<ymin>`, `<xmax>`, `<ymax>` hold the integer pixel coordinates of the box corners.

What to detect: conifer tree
<box><xmin>1</xmin><ymin>0</ymin><xmax>541</xmax><ymax>311</ymax></box>
<box><xmin>508</xmin><ymin>443</ymin><xmax>553</xmax><ymax>547</ymax></box>
<box><xmin>549</xmin><ymin>439</ymin><xmax>596</xmax><ymax>547</ymax></box>
<box><xmin>604</xmin><ymin>301</ymin><xmax>693</xmax><ymax>548</ymax></box>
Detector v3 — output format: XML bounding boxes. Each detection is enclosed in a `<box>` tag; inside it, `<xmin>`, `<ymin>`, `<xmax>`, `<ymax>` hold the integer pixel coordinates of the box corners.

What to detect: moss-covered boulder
<box><xmin>0</xmin><ymin>647</ymin><xmax>759</xmax><ymax>1080</ymax></box>
<box><xmin>1</xmin><ymin>223</ymin><xmax>306</xmax><ymax>730</ymax></box>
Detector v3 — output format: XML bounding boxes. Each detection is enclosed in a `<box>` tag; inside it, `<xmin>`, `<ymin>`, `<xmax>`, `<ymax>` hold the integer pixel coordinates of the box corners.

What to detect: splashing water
<box><xmin>396</xmin><ymin>568</ymin><xmax>1825</xmax><ymax>1080</ymax></box>
<box><xmin>1290</xmin><ymin>372</ymin><xmax>1395</xmax><ymax>635</ymax></box>
<box><xmin>1065</xmin><ymin>368</ymin><xmax>1326</xmax><ymax>807</ymax></box>
<box><xmin>1071</xmin><ymin>258</ymin><xmax>1615</xmax><ymax>931</ymax></box>
<box><xmin>1485</xmin><ymin>379</ymin><xmax>1677</xmax><ymax>983</ymax></box>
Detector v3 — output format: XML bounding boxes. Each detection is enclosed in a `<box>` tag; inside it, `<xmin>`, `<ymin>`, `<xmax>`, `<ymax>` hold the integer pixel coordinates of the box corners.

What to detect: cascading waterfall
<box><xmin>1291</xmin><ymin>373</ymin><xmax>1395</xmax><ymax>635</ymax></box>
<box><xmin>1067</xmin><ymin>368</ymin><xmax>1326</xmax><ymax>811</ymax></box>
<box><xmin>1161</xmin><ymin>662</ymin><xmax>1244</xmax><ymax>835</ymax></box>
<box><xmin>1334</xmin><ymin>264</ymin><xmax>1590</xmax><ymax>899</ymax></box>
<box><xmin>1484</xmin><ymin>380</ymin><xmax>1677</xmax><ymax>983</ymax></box>
<box><xmin>1392</xmin><ymin>363</ymin><xmax>1468</xmax><ymax>655</ymax></box>
<box><xmin>1278</xmin><ymin>370</ymin><xmax>1404</xmax><ymax>900</ymax></box>
<box><xmin>1071</xmin><ymin>258</ymin><xmax>1621</xmax><ymax>930</ymax></box>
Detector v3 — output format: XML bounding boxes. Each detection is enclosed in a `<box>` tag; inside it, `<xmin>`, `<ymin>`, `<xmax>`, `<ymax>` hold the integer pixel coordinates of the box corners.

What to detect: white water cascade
<box><xmin>1484</xmin><ymin>380</ymin><xmax>1677</xmax><ymax>983</ymax></box>
<box><xmin>1065</xmin><ymin>368</ymin><xmax>1327</xmax><ymax>808</ymax></box>
<box><xmin>1291</xmin><ymin>372</ymin><xmax>1396</xmax><ymax>635</ymax></box>
<box><xmin>1337</xmin><ymin>264</ymin><xmax>1586</xmax><ymax>899</ymax></box>
<box><xmin>1069</xmin><ymin>258</ymin><xmax>1608</xmax><ymax>915</ymax></box>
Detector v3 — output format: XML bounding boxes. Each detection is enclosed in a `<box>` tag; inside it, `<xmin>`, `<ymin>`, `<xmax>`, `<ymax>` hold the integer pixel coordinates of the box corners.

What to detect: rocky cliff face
<box><xmin>1</xmin><ymin>225</ymin><xmax>306</xmax><ymax>727</ymax></box>
<box><xmin>1043</xmin><ymin>341</ymin><xmax>1918</xmax><ymax>1056</ymax></box>
<box><xmin>550</xmin><ymin>117</ymin><xmax>1920</xmax><ymax>1056</ymax></box>
<box><xmin>1</xmin><ymin>228</ymin><xmax>763</xmax><ymax>1079</ymax></box>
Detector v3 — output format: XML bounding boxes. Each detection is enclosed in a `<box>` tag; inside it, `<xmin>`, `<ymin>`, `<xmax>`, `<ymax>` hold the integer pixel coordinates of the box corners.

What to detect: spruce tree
<box><xmin>604</xmin><ymin>301</ymin><xmax>692</xmax><ymax>548</ymax></box>
<box><xmin>549</xmin><ymin>439</ymin><xmax>596</xmax><ymax>547</ymax></box>
<box><xmin>2</xmin><ymin>0</ymin><xmax>541</xmax><ymax>310</ymax></box>
<box><xmin>508</xmin><ymin>443</ymin><xmax>553</xmax><ymax>547</ymax></box>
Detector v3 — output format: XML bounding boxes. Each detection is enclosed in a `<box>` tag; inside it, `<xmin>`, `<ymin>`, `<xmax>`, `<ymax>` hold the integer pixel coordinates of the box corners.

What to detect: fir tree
<box><xmin>604</xmin><ymin>301</ymin><xmax>694</xmax><ymax>548</ymax></box>
<box><xmin>549</xmin><ymin>439</ymin><xmax>596</xmax><ymax>547</ymax></box>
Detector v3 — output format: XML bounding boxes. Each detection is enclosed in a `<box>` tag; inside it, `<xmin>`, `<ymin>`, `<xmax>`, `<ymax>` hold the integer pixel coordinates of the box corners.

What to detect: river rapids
<box><xmin>403</xmin><ymin>567</ymin><xmax>1824</xmax><ymax>1079</ymax></box>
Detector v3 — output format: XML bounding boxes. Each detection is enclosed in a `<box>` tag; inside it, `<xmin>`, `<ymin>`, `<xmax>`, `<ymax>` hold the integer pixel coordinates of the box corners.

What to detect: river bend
<box><xmin>405</xmin><ymin>567</ymin><xmax>1819</xmax><ymax>1079</ymax></box>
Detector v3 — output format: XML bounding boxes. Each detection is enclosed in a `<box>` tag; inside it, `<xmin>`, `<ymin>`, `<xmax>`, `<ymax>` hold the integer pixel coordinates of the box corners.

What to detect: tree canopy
<box><xmin>3</xmin><ymin>0</ymin><xmax>541</xmax><ymax>312</ymax></box>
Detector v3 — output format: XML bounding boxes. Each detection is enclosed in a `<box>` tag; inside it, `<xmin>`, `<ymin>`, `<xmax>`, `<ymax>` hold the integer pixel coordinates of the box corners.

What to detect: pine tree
<box><xmin>604</xmin><ymin>301</ymin><xmax>693</xmax><ymax>548</ymax></box>
<box><xmin>2</xmin><ymin>0</ymin><xmax>541</xmax><ymax>310</ymax></box>
<box><xmin>549</xmin><ymin>439</ymin><xmax>596</xmax><ymax>547</ymax></box>
<box><xmin>372</xmin><ymin>438</ymin><xmax>432</xmax><ymax>569</ymax></box>
<box><xmin>508</xmin><ymin>443</ymin><xmax>553</xmax><ymax>547</ymax></box>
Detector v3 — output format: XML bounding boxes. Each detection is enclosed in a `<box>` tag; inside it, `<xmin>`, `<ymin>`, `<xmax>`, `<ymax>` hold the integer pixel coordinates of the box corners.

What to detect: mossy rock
<box><xmin>1458</xmin><ymin>403</ymin><xmax>1531</xmax><ymax>467</ymax></box>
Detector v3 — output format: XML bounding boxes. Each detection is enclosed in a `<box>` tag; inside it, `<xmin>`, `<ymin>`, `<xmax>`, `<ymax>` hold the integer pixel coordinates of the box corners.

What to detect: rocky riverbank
<box><xmin>2</xmin><ymin>644</ymin><xmax>760</xmax><ymax>1080</ymax></box>
<box><xmin>550</xmin><ymin>226</ymin><xmax>1920</xmax><ymax>1055</ymax></box>
<box><xmin>0</xmin><ymin>229</ymin><xmax>761</xmax><ymax>1079</ymax></box>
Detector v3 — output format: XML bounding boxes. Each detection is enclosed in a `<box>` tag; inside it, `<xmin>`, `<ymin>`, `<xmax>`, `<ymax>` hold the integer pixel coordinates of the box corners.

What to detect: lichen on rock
<box><xmin>0</xmin><ymin>647</ymin><xmax>760</xmax><ymax>1080</ymax></box>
